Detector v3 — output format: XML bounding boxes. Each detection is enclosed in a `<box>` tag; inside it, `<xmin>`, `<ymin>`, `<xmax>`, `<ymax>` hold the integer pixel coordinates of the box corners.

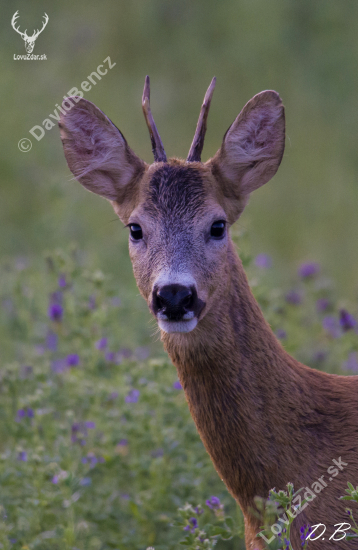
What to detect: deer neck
<box><xmin>161</xmin><ymin>240</ymin><xmax>301</xmax><ymax>508</ymax></box>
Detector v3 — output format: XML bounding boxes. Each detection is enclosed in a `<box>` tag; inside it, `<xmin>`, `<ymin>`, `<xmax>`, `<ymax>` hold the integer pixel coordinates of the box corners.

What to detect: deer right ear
<box><xmin>207</xmin><ymin>90</ymin><xmax>285</xmax><ymax>223</ymax></box>
<box><xmin>59</xmin><ymin>97</ymin><xmax>147</xmax><ymax>221</ymax></box>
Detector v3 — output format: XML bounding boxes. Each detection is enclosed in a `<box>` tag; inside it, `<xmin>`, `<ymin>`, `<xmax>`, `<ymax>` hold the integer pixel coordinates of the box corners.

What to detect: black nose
<box><xmin>152</xmin><ymin>284</ymin><xmax>197</xmax><ymax>321</ymax></box>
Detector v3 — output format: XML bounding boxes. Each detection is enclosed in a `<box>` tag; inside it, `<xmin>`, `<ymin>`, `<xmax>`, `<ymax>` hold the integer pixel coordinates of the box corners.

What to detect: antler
<box><xmin>32</xmin><ymin>13</ymin><xmax>49</xmax><ymax>40</ymax></box>
<box><xmin>142</xmin><ymin>76</ymin><xmax>167</xmax><ymax>163</ymax></box>
<box><xmin>187</xmin><ymin>77</ymin><xmax>216</xmax><ymax>163</ymax></box>
<box><xmin>11</xmin><ymin>11</ymin><xmax>27</xmax><ymax>39</ymax></box>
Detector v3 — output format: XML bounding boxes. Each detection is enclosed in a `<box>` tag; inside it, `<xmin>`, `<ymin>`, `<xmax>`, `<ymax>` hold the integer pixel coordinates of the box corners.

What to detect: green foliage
<box><xmin>0</xmin><ymin>247</ymin><xmax>243</xmax><ymax>550</ymax></box>
<box><xmin>254</xmin><ymin>484</ymin><xmax>311</xmax><ymax>550</ymax></box>
<box><xmin>173</xmin><ymin>501</ymin><xmax>239</xmax><ymax>549</ymax></box>
<box><xmin>340</xmin><ymin>482</ymin><xmax>358</xmax><ymax>541</ymax></box>
<box><xmin>0</xmin><ymin>236</ymin><xmax>357</xmax><ymax>548</ymax></box>
<box><xmin>231</xmin><ymin>226</ymin><xmax>358</xmax><ymax>376</ymax></box>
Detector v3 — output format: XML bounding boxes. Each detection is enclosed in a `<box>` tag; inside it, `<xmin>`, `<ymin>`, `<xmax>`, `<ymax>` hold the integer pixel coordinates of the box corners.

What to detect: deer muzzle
<box><xmin>151</xmin><ymin>283</ymin><xmax>205</xmax><ymax>333</ymax></box>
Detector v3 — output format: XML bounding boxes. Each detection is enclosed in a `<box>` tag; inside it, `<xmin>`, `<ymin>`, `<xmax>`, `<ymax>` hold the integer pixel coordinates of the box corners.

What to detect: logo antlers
<box><xmin>11</xmin><ymin>11</ymin><xmax>49</xmax><ymax>53</ymax></box>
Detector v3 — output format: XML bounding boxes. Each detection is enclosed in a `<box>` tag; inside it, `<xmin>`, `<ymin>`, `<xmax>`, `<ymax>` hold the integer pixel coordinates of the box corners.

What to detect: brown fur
<box><xmin>163</xmin><ymin>243</ymin><xmax>358</xmax><ymax>549</ymax></box>
<box><xmin>59</xmin><ymin>87</ymin><xmax>358</xmax><ymax>549</ymax></box>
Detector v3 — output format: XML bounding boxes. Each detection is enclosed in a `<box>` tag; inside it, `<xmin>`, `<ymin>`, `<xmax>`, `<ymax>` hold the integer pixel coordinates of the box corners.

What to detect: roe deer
<box><xmin>59</xmin><ymin>77</ymin><xmax>358</xmax><ymax>549</ymax></box>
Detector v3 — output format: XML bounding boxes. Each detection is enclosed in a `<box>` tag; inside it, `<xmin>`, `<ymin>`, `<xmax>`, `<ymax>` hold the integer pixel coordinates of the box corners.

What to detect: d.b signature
<box><xmin>307</xmin><ymin>523</ymin><xmax>353</xmax><ymax>542</ymax></box>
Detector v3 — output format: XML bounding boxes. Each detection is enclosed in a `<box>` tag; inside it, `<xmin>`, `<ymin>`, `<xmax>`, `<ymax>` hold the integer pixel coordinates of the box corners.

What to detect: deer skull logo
<box><xmin>11</xmin><ymin>11</ymin><xmax>49</xmax><ymax>54</ymax></box>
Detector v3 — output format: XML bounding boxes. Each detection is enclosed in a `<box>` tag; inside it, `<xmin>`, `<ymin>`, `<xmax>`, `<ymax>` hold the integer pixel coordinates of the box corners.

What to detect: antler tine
<box><xmin>187</xmin><ymin>77</ymin><xmax>216</xmax><ymax>163</ymax></box>
<box><xmin>142</xmin><ymin>76</ymin><xmax>167</xmax><ymax>163</ymax></box>
<box><xmin>33</xmin><ymin>12</ymin><xmax>49</xmax><ymax>39</ymax></box>
<box><xmin>11</xmin><ymin>10</ymin><xmax>26</xmax><ymax>38</ymax></box>
<box><xmin>11</xmin><ymin>10</ymin><xmax>19</xmax><ymax>28</ymax></box>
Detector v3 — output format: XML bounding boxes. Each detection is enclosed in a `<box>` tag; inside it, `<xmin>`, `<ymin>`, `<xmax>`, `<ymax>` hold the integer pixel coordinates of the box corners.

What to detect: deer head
<box><xmin>11</xmin><ymin>11</ymin><xmax>49</xmax><ymax>54</ymax></box>
<box><xmin>59</xmin><ymin>78</ymin><xmax>285</xmax><ymax>334</ymax></box>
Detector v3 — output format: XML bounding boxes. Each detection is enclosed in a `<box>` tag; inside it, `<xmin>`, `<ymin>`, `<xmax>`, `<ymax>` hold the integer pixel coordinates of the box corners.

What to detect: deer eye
<box><xmin>129</xmin><ymin>224</ymin><xmax>143</xmax><ymax>241</ymax></box>
<box><xmin>210</xmin><ymin>220</ymin><xmax>226</xmax><ymax>239</ymax></box>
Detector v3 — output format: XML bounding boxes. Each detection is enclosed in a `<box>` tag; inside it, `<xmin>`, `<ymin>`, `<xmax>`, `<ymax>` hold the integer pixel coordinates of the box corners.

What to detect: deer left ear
<box><xmin>207</xmin><ymin>90</ymin><xmax>285</xmax><ymax>222</ymax></box>
<box><xmin>59</xmin><ymin>97</ymin><xmax>147</xmax><ymax>222</ymax></box>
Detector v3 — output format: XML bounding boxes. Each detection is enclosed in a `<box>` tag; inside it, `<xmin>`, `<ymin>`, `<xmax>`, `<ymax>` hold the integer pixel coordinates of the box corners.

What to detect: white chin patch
<box><xmin>158</xmin><ymin>318</ymin><xmax>198</xmax><ymax>333</ymax></box>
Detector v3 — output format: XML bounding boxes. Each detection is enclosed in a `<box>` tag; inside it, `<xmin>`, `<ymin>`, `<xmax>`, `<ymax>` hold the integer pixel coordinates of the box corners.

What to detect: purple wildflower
<box><xmin>322</xmin><ymin>316</ymin><xmax>340</xmax><ymax>338</ymax></box>
<box><xmin>48</xmin><ymin>303</ymin><xmax>63</xmax><ymax>321</ymax></box>
<box><xmin>285</xmin><ymin>290</ymin><xmax>303</xmax><ymax>305</ymax></box>
<box><xmin>316</xmin><ymin>298</ymin><xmax>330</xmax><ymax>313</ymax></box>
<box><xmin>85</xmin><ymin>421</ymin><xmax>96</xmax><ymax>429</ymax></box>
<box><xmin>118</xmin><ymin>438</ymin><xmax>128</xmax><ymax>446</ymax></box>
<box><xmin>125</xmin><ymin>389</ymin><xmax>140</xmax><ymax>403</ymax></box>
<box><xmin>255</xmin><ymin>254</ymin><xmax>272</xmax><ymax>269</ymax></box>
<box><xmin>88</xmin><ymin>295</ymin><xmax>96</xmax><ymax>310</ymax></box>
<box><xmin>276</xmin><ymin>329</ymin><xmax>287</xmax><ymax>340</ymax></box>
<box><xmin>58</xmin><ymin>274</ymin><xmax>67</xmax><ymax>288</ymax></box>
<box><xmin>298</xmin><ymin>262</ymin><xmax>320</xmax><ymax>278</ymax></box>
<box><xmin>16</xmin><ymin>408</ymin><xmax>34</xmax><ymax>421</ymax></box>
<box><xmin>81</xmin><ymin>457</ymin><xmax>88</xmax><ymax>464</ymax></box>
<box><xmin>17</xmin><ymin>451</ymin><xmax>27</xmax><ymax>462</ymax></box>
<box><xmin>105</xmin><ymin>351</ymin><xmax>116</xmax><ymax>362</ymax></box>
<box><xmin>339</xmin><ymin>309</ymin><xmax>357</xmax><ymax>331</ymax></box>
<box><xmin>173</xmin><ymin>380</ymin><xmax>183</xmax><ymax>390</ymax></box>
<box><xmin>88</xmin><ymin>454</ymin><xmax>98</xmax><ymax>467</ymax></box>
<box><xmin>16</xmin><ymin>409</ymin><xmax>26</xmax><ymax>420</ymax></box>
<box><xmin>194</xmin><ymin>506</ymin><xmax>204</xmax><ymax>515</ymax></box>
<box><xmin>184</xmin><ymin>517</ymin><xmax>198</xmax><ymax>533</ymax></box>
<box><xmin>51</xmin><ymin>475</ymin><xmax>59</xmax><ymax>484</ymax></box>
<box><xmin>95</xmin><ymin>337</ymin><xmax>107</xmax><ymax>350</ymax></box>
<box><xmin>206</xmin><ymin>496</ymin><xmax>221</xmax><ymax>509</ymax></box>
<box><xmin>66</xmin><ymin>353</ymin><xmax>80</xmax><ymax>367</ymax></box>
<box><xmin>343</xmin><ymin>353</ymin><xmax>358</xmax><ymax>372</ymax></box>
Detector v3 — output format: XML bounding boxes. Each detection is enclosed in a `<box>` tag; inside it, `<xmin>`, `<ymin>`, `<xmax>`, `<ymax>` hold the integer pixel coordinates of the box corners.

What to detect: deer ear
<box><xmin>207</xmin><ymin>90</ymin><xmax>285</xmax><ymax>222</ymax></box>
<box><xmin>59</xmin><ymin>97</ymin><xmax>146</xmax><ymax>219</ymax></box>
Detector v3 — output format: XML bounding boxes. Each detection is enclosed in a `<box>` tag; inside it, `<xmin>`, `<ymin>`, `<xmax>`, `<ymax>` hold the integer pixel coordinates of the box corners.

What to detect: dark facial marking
<box><xmin>145</xmin><ymin>165</ymin><xmax>205</xmax><ymax>221</ymax></box>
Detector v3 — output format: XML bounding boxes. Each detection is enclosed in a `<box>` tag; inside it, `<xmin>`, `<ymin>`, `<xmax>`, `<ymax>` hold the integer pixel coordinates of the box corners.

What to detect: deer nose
<box><xmin>153</xmin><ymin>284</ymin><xmax>197</xmax><ymax>321</ymax></box>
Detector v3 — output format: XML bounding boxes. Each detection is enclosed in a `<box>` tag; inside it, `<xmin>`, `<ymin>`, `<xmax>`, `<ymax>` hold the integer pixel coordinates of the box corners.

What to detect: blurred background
<box><xmin>2</xmin><ymin>0</ymin><xmax>358</xmax><ymax>300</ymax></box>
